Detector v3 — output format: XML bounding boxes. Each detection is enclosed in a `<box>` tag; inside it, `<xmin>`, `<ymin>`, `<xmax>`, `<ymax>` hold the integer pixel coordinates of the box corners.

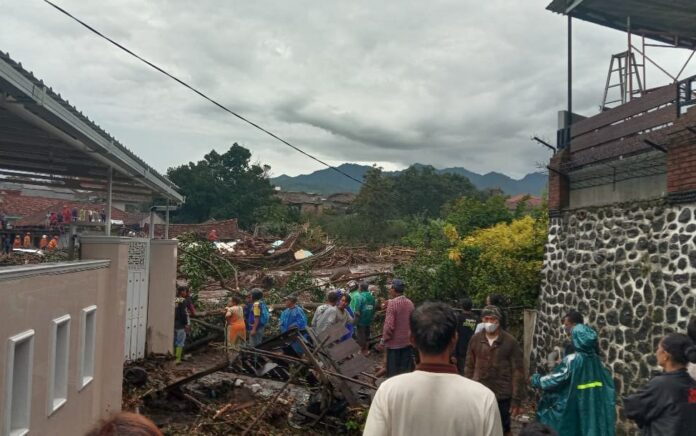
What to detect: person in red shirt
<box><xmin>377</xmin><ymin>279</ymin><xmax>415</xmax><ymax>377</ymax></box>
<box><xmin>207</xmin><ymin>229</ymin><xmax>219</xmax><ymax>242</ymax></box>
<box><xmin>62</xmin><ymin>205</ymin><xmax>71</xmax><ymax>224</ymax></box>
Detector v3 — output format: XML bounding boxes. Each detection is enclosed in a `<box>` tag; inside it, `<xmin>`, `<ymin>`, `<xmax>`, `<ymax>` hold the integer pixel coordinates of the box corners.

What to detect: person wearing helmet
<box><xmin>39</xmin><ymin>235</ymin><xmax>49</xmax><ymax>250</ymax></box>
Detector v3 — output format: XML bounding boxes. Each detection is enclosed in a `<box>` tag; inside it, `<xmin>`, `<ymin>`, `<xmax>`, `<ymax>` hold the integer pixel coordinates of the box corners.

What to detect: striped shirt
<box><xmin>382</xmin><ymin>295</ymin><xmax>414</xmax><ymax>349</ymax></box>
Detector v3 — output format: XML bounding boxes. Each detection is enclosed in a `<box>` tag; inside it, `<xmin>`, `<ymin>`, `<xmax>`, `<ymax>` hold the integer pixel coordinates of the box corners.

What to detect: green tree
<box><xmin>353</xmin><ymin>166</ymin><xmax>397</xmax><ymax>236</ymax></box>
<box><xmin>394</xmin><ymin>165</ymin><xmax>479</xmax><ymax>218</ymax></box>
<box><xmin>167</xmin><ymin>144</ymin><xmax>278</xmax><ymax>228</ymax></box>
<box><xmin>443</xmin><ymin>195</ymin><xmax>513</xmax><ymax>237</ymax></box>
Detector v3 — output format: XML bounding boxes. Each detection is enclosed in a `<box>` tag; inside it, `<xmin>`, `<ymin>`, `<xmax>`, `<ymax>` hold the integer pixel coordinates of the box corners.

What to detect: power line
<box><xmin>41</xmin><ymin>0</ymin><xmax>365</xmax><ymax>186</ymax></box>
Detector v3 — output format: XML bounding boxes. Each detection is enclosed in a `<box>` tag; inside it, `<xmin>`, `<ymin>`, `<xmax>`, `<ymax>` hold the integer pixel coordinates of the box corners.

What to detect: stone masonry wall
<box><xmin>533</xmin><ymin>200</ymin><xmax>696</xmax><ymax>434</ymax></box>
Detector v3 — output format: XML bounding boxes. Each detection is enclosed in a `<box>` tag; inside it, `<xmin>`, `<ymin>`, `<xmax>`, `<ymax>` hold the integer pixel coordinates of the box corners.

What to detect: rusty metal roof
<box><xmin>547</xmin><ymin>0</ymin><xmax>696</xmax><ymax>49</ymax></box>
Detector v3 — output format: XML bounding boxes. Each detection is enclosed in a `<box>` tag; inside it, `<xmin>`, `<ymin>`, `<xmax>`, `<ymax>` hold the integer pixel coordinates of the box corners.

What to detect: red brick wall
<box><xmin>667</xmin><ymin>138</ymin><xmax>696</xmax><ymax>194</ymax></box>
<box><xmin>548</xmin><ymin>150</ymin><xmax>569</xmax><ymax>212</ymax></box>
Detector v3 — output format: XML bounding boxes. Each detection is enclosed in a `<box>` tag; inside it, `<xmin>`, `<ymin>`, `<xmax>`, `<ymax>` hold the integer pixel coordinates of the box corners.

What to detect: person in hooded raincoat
<box><xmin>531</xmin><ymin>323</ymin><xmax>616</xmax><ymax>436</ymax></box>
<box><xmin>279</xmin><ymin>294</ymin><xmax>308</xmax><ymax>356</ymax></box>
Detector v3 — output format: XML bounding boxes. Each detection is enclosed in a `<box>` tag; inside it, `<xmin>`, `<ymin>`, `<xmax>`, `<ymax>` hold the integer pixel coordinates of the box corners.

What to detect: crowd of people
<box><xmin>171</xmin><ymin>279</ymin><xmax>696</xmax><ymax>436</ymax></box>
<box><xmin>1</xmin><ymin>232</ymin><xmax>60</xmax><ymax>253</ymax></box>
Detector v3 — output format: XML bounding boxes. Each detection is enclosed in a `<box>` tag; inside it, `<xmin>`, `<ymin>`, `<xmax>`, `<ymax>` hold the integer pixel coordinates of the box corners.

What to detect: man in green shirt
<box><xmin>348</xmin><ymin>280</ymin><xmax>361</xmax><ymax>314</ymax></box>
<box><xmin>355</xmin><ymin>281</ymin><xmax>376</xmax><ymax>356</ymax></box>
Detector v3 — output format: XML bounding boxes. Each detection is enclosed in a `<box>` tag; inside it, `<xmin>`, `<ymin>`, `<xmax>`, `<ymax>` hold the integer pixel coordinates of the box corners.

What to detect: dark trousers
<box><xmin>386</xmin><ymin>346</ymin><xmax>414</xmax><ymax>378</ymax></box>
<box><xmin>456</xmin><ymin>356</ymin><xmax>466</xmax><ymax>376</ymax></box>
<box><xmin>497</xmin><ymin>398</ymin><xmax>511</xmax><ymax>433</ymax></box>
<box><xmin>356</xmin><ymin>325</ymin><xmax>370</xmax><ymax>349</ymax></box>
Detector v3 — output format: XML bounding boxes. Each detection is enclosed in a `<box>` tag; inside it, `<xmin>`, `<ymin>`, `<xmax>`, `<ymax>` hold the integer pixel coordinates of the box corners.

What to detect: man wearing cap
<box><xmin>465</xmin><ymin>305</ymin><xmax>525</xmax><ymax>436</ymax></box>
<box><xmin>378</xmin><ymin>279</ymin><xmax>415</xmax><ymax>377</ymax></box>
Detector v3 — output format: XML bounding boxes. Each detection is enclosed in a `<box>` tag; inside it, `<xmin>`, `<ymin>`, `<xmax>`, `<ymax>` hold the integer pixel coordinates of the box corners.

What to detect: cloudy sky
<box><xmin>2</xmin><ymin>0</ymin><xmax>692</xmax><ymax>179</ymax></box>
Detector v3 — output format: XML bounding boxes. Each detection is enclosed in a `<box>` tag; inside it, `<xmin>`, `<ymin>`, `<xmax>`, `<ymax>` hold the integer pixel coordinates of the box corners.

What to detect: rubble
<box><xmin>123</xmin><ymin>325</ymin><xmax>378</xmax><ymax>435</ymax></box>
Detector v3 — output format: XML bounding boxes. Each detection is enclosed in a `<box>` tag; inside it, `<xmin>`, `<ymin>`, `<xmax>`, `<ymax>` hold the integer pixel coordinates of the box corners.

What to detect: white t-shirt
<box><xmin>363</xmin><ymin>369</ymin><xmax>503</xmax><ymax>436</ymax></box>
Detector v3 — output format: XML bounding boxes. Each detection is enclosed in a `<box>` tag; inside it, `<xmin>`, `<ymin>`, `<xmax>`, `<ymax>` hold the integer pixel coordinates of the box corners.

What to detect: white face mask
<box><xmin>484</xmin><ymin>322</ymin><xmax>499</xmax><ymax>333</ymax></box>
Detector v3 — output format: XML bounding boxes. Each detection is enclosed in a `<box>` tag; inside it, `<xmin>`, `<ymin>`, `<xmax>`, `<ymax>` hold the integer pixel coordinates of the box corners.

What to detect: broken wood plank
<box><xmin>163</xmin><ymin>360</ymin><xmax>229</xmax><ymax>391</ymax></box>
<box><xmin>338</xmin><ymin>355</ymin><xmax>372</xmax><ymax>378</ymax></box>
<box><xmin>315</xmin><ymin>323</ymin><xmax>347</xmax><ymax>345</ymax></box>
<box><xmin>327</xmin><ymin>340</ymin><xmax>360</xmax><ymax>362</ymax></box>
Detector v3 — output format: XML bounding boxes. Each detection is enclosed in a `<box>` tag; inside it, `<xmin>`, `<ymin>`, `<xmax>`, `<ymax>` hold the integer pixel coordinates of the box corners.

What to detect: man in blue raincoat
<box><xmin>531</xmin><ymin>323</ymin><xmax>616</xmax><ymax>436</ymax></box>
<box><xmin>280</xmin><ymin>294</ymin><xmax>308</xmax><ymax>356</ymax></box>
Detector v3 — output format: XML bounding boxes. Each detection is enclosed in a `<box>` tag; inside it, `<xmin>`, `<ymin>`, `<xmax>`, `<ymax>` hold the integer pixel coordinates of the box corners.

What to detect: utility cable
<box><xmin>41</xmin><ymin>0</ymin><xmax>365</xmax><ymax>185</ymax></box>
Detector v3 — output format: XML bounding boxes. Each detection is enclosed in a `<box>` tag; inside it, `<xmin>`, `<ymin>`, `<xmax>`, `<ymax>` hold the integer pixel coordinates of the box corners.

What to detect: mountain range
<box><xmin>271</xmin><ymin>164</ymin><xmax>547</xmax><ymax>196</ymax></box>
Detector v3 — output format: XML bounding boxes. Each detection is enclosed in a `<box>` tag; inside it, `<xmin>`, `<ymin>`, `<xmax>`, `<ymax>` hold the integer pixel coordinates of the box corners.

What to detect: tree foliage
<box><xmin>177</xmin><ymin>233</ymin><xmax>236</xmax><ymax>293</ymax></box>
<box><xmin>446</xmin><ymin>214</ymin><xmax>548</xmax><ymax>307</ymax></box>
<box><xmin>396</xmin><ymin>197</ymin><xmax>547</xmax><ymax>307</ymax></box>
<box><xmin>167</xmin><ymin>144</ymin><xmax>278</xmax><ymax>228</ymax></box>
<box><xmin>443</xmin><ymin>195</ymin><xmax>513</xmax><ymax>236</ymax></box>
<box><xmin>354</xmin><ymin>165</ymin><xmax>480</xmax><ymax>222</ymax></box>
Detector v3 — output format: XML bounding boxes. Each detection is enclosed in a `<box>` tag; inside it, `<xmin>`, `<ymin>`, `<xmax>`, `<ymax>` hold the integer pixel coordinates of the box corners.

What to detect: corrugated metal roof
<box><xmin>0</xmin><ymin>50</ymin><xmax>184</xmax><ymax>202</ymax></box>
<box><xmin>547</xmin><ymin>0</ymin><xmax>696</xmax><ymax>49</ymax></box>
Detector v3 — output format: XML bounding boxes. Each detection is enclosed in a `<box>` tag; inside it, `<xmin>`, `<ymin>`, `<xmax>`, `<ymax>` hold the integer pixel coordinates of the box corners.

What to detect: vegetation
<box><xmin>167</xmin><ymin>144</ymin><xmax>280</xmax><ymax>229</ymax></box>
<box><xmin>177</xmin><ymin>233</ymin><xmax>236</xmax><ymax>293</ymax></box>
<box><xmin>396</xmin><ymin>196</ymin><xmax>548</xmax><ymax>307</ymax></box>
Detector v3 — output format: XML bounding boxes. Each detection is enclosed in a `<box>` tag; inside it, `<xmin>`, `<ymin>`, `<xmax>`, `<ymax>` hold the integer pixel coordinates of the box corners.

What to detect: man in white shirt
<box><xmin>364</xmin><ymin>302</ymin><xmax>503</xmax><ymax>436</ymax></box>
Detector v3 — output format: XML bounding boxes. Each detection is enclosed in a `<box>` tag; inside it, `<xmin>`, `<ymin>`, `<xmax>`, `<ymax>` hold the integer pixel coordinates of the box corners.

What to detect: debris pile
<box><xmin>123</xmin><ymin>325</ymin><xmax>377</xmax><ymax>435</ymax></box>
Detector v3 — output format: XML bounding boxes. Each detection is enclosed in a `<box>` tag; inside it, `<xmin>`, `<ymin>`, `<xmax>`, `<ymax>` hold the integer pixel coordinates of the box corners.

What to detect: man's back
<box><xmin>312</xmin><ymin>304</ymin><xmax>338</xmax><ymax>334</ymax></box>
<box><xmin>364</xmin><ymin>370</ymin><xmax>503</xmax><ymax>436</ymax></box>
<box><xmin>358</xmin><ymin>291</ymin><xmax>376</xmax><ymax>326</ymax></box>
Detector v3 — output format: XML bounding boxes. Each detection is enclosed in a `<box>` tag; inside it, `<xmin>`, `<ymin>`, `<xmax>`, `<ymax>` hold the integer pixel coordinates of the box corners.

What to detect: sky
<box><xmin>1</xmin><ymin>0</ymin><xmax>693</xmax><ymax>179</ymax></box>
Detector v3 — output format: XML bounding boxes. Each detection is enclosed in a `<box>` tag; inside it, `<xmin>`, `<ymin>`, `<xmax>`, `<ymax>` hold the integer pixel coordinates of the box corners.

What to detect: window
<box><xmin>79</xmin><ymin>306</ymin><xmax>97</xmax><ymax>390</ymax></box>
<box><xmin>48</xmin><ymin>315</ymin><xmax>70</xmax><ymax>415</ymax></box>
<box><xmin>3</xmin><ymin>329</ymin><xmax>35</xmax><ymax>436</ymax></box>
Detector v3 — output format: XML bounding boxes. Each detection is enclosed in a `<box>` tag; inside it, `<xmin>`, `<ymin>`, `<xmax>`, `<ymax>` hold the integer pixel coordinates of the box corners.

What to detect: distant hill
<box><xmin>271</xmin><ymin>163</ymin><xmax>547</xmax><ymax>196</ymax></box>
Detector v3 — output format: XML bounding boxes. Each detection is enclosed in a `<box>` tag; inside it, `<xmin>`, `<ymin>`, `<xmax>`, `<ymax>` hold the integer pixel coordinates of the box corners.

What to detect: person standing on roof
<box><xmin>465</xmin><ymin>306</ymin><xmax>525</xmax><ymax>436</ymax></box>
<box><xmin>208</xmin><ymin>229</ymin><xmax>219</xmax><ymax>242</ymax></box>
<box><xmin>62</xmin><ymin>205</ymin><xmax>71</xmax><ymax>224</ymax></box>
<box><xmin>247</xmin><ymin>288</ymin><xmax>270</xmax><ymax>347</ymax></box>
<box><xmin>355</xmin><ymin>282</ymin><xmax>376</xmax><ymax>356</ymax></box>
<box><xmin>530</xmin><ymin>323</ymin><xmax>615</xmax><ymax>436</ymax></box>
<box><xmin>377</xmin><ymin>279</ymin><xmax>415</xmax><ymax>377</ymax></box>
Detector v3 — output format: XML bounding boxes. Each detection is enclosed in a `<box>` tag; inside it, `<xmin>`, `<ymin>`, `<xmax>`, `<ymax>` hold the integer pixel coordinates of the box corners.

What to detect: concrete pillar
<box><xmin>80</xmin><ymin>236</ymin><xmax>130</xmax><ymax>416</ymax></box>
<box><xmin>147</xmin><ymin>239</ymin><xmax>177</xmax><ymax>355</ymax></box>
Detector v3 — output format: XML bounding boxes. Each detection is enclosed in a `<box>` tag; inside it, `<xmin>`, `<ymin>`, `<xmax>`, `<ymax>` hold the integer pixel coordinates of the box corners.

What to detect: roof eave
<box><xmin>0</xmin><ymin>53</ymin><xmax>184</xmax><ymax>203</ymax></box>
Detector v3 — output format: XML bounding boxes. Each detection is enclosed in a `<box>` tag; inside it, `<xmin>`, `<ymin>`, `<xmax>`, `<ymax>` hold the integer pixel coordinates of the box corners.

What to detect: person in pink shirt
<box><xmin>377</xmin><ymin>279</ymin><xmax>415</xmax><ymax>377</ymax></box>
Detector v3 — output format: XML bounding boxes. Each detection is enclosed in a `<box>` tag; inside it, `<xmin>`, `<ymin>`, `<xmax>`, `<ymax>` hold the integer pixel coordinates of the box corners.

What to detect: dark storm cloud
<box><xmin>1</xmin><ymin>0</ymin><xmax>690</xmax><ymax>178</ymax></box>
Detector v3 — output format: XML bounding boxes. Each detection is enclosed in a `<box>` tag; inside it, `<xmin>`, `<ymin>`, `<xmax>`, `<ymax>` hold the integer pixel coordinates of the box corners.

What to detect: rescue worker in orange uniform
<box><xmin>47</xmin><ymin>235</ymin><xmax>59</xmax><ymax>250</ymax></box>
